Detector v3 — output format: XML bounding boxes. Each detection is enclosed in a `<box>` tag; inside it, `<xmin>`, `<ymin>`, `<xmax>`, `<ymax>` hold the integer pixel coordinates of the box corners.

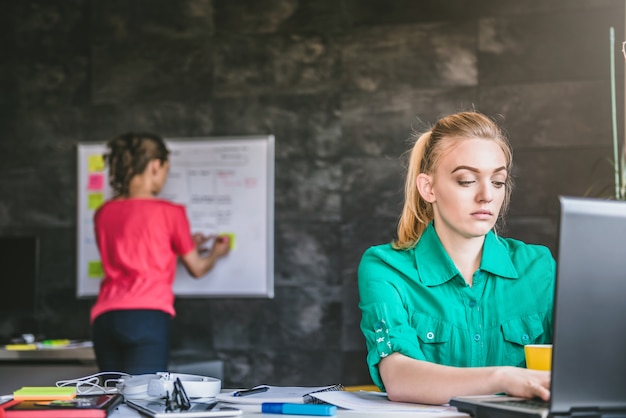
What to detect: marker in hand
<box><xmin>193</xmin><ymin>233</ymin><xmax>233</xmax><ymax>256</ymax></box>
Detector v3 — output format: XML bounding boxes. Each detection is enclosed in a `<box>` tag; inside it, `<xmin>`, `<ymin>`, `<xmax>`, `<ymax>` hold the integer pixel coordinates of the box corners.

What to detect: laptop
<box><xmin>450</xmin><ymin>196</ymin><xmax>626</xmax><ymax>418</ymax></box>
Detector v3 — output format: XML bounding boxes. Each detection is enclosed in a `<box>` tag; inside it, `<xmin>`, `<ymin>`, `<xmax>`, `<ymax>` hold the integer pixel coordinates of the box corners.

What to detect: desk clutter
<box><xmin>3</xmin><ymin>335</ymin><xmax>94</xmax><ymax>351</ymax></box>
<box><xmin>117</xmin><ymin>372</ymin><xmax>222</xmax><ymax>400</ymax></box>
<box><xmin>0</xmin><ymin>372</ymin><xmax>467</xmax><ymax>417</ymax></box>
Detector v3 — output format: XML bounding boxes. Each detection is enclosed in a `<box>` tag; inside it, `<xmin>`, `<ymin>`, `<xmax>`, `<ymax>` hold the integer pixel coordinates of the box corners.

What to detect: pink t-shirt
<box><xmin>90</xmin><ymin>198</ymin><xmax>196</xmax><ymax>322</ymax></box>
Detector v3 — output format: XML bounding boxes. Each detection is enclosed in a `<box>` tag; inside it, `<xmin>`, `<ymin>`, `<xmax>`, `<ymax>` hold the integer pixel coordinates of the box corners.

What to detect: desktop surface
<box><xmin>108</xmin><ymin>388</ymin><xmax>469</xmax><ymax>418</ymax></box>
<box><xmin>109</xmin><ymin>402</ymin><xmax>469</xmax><ymax>418</ymax></box>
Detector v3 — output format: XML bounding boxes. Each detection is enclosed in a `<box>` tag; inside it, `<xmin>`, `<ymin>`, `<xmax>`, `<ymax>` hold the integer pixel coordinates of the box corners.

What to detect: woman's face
<box><xmin>418</xmin><ymin>137</ymin><xmax>508</xmax><ymax>241</ymax></box>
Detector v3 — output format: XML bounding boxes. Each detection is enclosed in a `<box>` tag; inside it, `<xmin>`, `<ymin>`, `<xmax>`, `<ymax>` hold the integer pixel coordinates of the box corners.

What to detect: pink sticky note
<box><xmin>88</xmin><ymin>174</ymin><xmax>104</xmax><ymax>190</ymax></box>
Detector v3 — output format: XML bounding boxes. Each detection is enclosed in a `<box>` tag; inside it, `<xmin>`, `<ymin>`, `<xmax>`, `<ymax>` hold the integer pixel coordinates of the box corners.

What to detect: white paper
<box><xmin>310</xmin><ymin>391</ymin><xmax>453</xmax><ymax>413</ymax></box>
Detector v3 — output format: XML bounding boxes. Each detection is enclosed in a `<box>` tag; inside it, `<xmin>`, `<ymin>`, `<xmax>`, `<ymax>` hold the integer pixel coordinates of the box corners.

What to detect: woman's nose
<box><xmin>477</xmin><ymin>181</ymin><xmax>493</xmax><ymax>202</ymax></box>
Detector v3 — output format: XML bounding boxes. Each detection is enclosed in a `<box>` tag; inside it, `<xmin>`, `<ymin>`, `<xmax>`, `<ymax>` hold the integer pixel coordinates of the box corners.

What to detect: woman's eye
<box><xmin>458</xmin><ymin>180</ymin><xmax>475</xmax><ymax>186</ymax></box>
<box><xmin>492</xmin><ymin>181</ymin><xmax>505</xmax><ymax>188</ymax></box>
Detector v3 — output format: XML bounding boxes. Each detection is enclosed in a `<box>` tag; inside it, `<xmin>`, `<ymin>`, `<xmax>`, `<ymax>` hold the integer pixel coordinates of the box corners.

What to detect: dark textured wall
<box><xmin>0</xmin><ymin>0</ymin><xmax>623</xmax><ymax>388</ymax></box>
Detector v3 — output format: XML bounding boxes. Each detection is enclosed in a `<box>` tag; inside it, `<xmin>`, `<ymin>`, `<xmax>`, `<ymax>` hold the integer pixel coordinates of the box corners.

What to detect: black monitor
<box><xmin>0</xmin><ymin>236</ymin><xmax>39</xmax><ymax>314</ymax></box>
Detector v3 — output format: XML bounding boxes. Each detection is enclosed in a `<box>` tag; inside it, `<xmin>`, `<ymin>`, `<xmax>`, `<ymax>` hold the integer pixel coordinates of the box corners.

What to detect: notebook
<box><xmin>450</xmin><ymin>196</ymin><xmax>626</xmax><ymax>418</ymax></box>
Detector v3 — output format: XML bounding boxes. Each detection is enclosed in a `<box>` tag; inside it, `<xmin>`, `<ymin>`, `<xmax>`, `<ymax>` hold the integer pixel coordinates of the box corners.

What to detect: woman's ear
<box><xmin>416</xmin><ymin>173</ymin><xmax>436</xmax><ymax>203</ymax></box>
<box><xmin>147</xmin><ymin>159</ymin><xmax>161</xmax><ymax>175</ymax></box>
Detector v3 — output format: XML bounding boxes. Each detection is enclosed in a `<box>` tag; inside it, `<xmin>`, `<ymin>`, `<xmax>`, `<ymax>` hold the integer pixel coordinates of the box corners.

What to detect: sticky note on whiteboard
<box><xmin>88</xmin><ymin>261</ymin><xmax>103</xmax><ymax>278</ymax></box>
<box><xmin>88</xmin><ymin>193</ymin><xmax>104</xmax><ymax>210</ymax></box>
<box><xmin>87</xmin><ymin>173</ymin><xmax>104</xmax><ymax>190</ymax></box>
<box><xmin>222</xmin><ymin>233</ymin><xmax>236</xmax><ymax>250</ymax></box>
<box><xmin>88</xmin><ymin>154</ymin><xmax>105</xmax><ymax>172</ymax></box>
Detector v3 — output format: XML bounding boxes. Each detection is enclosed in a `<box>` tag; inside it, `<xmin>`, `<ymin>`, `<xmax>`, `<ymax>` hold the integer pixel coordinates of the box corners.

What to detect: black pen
<box><xmin>233</xmin><ymin>386</ymin><xmax>270</xmax><ymax>397</ymax></box>
<box><xmin>174</xmin><ymin>377</ymin><xmax>191</xmax><ymax>410</ymax></box>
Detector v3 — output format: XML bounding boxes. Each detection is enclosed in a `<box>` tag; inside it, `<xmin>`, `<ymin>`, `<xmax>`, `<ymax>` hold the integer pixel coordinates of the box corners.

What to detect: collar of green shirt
<box><xmin>415</xmin><ymin>222</ymin><xmax>519</xmax><ymax>286</ymax></box>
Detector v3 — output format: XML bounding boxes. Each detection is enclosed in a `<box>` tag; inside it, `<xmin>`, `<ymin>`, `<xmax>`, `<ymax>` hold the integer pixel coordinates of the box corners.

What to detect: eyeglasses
<box><xmin>165</xmin><ymin>377</ymin><xmax>191</xmax><ymax>412</ymax></box>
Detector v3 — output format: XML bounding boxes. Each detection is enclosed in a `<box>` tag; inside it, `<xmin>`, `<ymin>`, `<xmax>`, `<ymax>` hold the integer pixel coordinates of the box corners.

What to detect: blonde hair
<box><xmin>394</xmin><ymin>111</ymin><xmax>513</xmax><ymax>250</ymax></box>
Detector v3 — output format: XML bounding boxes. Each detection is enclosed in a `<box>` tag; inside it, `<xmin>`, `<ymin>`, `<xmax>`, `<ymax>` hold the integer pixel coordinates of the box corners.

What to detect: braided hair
<box><xmin>104</xmin><ymin>132</ymin><xmax>170</xmax><ymax>198</ymax></box>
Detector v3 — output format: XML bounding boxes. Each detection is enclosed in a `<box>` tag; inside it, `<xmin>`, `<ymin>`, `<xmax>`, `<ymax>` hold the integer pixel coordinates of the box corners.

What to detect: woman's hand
<box><xmin>191</xmin><ymin>233</ymin><xmax>231</xmax><ymax>258</ymax></box>
<box><xmin>191</xmin><ymin>232</ymin><xmax>210</xmax><ymax>249</ymax></box>
<box><xmin>495</xmin><ymin>366</ymin><xmax>551</xmax><ymax>401</ymax></box>
<box><xmin>210</xmin><ymin>235</ymin><xmax>231</xmax><ymax>258</ymax></box>
<box><xmin>181</xmin><ymin>233</ymin><xmax>231</xmax><ymax>278</ymax></box>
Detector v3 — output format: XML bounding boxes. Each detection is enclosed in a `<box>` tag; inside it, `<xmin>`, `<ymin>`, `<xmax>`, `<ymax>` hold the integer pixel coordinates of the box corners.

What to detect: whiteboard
<box><xmin>76</xmin><ymin>135</ymin><xmax>274</xmax><ymax>298</ymax></box>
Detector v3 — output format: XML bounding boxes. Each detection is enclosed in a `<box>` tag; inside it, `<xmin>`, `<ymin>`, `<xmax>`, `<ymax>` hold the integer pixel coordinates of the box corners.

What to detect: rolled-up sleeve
<box><xmin>358</xmin><ymin>247</ymin><xmax>425</xmax><ymax>389</ymax></box>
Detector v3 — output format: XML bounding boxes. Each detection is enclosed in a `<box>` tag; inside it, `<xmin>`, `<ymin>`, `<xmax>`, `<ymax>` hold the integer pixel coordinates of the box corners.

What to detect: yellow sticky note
<box><xmin>5</xmin><ymin>344</ymin><xmax>37</xmax><ymax>350</ymax></box>
<box><xmin>221</xmin><ymin>232</ymin><xmax>236</xmax><ymax>250</ymax></box>
<box><xmin>88</xmin><ymin>261</ymin><xmax>103</xmax><ymax>278</ymax></box>
<box><xmin>14</xmin><ymin>386</ymin><xmax>76</xmax><ymax>400</ymax></box>
<box><xmin>88</xmin><ymin>192</ymin><xmax>104</xmax><ymax>210</ymax></box>
<box><xmin>88</xmin><ymin>154</ymin><xmax>105</xmax><ymax>172</ymax></box>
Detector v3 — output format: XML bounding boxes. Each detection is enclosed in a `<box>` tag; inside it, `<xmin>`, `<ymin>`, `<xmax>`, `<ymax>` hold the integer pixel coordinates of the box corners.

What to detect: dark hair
<box><xmin>104</xmin><ymin>132</ymin><xmax>170</xmax><ymax>197</ymax></box>
<box><xmin>394</xmin><ymin>111</ymin><xmax>513</xmax><ymax>249</ymax></box>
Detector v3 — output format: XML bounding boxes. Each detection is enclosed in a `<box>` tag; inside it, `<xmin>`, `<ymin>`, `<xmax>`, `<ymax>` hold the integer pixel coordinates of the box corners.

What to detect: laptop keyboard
<box><xmin>496</xmin><ymin>399</ymin><xmax>549</xmax><ymax>410</ymax></box>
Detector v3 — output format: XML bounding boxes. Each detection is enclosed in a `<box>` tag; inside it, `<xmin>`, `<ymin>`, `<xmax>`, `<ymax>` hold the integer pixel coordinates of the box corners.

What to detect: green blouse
<box><xmin>358</xmin><ymin>223</ymin><xmax>556</xmax><ymax>390</ymax></box>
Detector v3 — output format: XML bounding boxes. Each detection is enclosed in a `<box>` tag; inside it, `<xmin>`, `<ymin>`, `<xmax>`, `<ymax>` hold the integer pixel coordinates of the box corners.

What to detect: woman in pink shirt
<box><xmin>91</xmin><ymin>132</ymin><xmax>231</xmax><ymax>375</ymax></box>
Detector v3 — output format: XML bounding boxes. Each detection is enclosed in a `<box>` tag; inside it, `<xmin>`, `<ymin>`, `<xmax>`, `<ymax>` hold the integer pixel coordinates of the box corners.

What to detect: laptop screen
<box><xmin>551</xmin><ymin>197</ymin><xmax>626</xmax><ymax>413</ymax></box>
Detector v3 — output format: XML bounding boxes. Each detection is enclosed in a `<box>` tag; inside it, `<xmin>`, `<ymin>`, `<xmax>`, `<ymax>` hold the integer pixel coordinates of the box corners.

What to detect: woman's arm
<box><xmin>380</xmin><ymin>352</ymin><xmax>551</xmax><ymax>405</ymax></box>
<box><xmin>180</xmin><ymin>235</ymin><xmax>230</xmax><ymax>278</ymax></box>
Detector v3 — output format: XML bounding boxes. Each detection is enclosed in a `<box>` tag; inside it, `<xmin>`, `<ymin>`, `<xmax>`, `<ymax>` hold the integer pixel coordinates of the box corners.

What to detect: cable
<box><xmin>55</xmin><ymin>371</ymin><xmax>130</xmax><ymax>395</ymax></box>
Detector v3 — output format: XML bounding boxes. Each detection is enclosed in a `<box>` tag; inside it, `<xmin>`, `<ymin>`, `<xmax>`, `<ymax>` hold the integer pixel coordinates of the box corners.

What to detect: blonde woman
<box><xmin>358</xmin><ymin>112</ymin><xmax>555</xmax><ymax>404</ymax></box>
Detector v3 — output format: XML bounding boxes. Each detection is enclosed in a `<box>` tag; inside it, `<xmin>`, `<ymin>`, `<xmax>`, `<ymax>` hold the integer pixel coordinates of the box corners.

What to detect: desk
<box><xmin>110</xmin><ymin>402</ymin><xmax>469</xmax><ymax>418</ymax></box>
<box><xmin>0</xmin><ymin>345</ymin><xmax>98</xmax><ymax>395</ymax></box>
<box><xmin>0</xmin><ymin>365</ymin><xmax>471</xmax><ymax>418</ymax></box>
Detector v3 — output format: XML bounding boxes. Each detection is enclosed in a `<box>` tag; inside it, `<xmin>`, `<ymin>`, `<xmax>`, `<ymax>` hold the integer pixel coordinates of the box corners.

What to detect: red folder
<box><xmin>0</xmin><ymin>394</ymin><xmax>123</xmax><ymax>418</ymax></box>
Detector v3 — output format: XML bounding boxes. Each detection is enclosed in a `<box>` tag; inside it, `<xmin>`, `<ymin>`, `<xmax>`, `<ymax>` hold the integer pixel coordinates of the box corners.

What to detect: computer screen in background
<box><xmin>0</xmin><ymin>236</ymin><xmax>39</xmax><ymax>338</ymax></box>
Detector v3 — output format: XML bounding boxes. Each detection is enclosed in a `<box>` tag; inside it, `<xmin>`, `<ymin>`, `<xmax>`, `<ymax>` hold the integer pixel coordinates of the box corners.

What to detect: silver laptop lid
<box><xmin>551</xmin><ymin>196</ymin><xmax>626</xmax><ymax>413</ymax></box>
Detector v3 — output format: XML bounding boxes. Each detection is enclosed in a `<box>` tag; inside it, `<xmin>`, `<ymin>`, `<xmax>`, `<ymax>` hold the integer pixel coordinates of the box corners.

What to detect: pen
<box><xmin>262</xmin><ymin>403</ymin><xmax>337</xmax><ymax>416</ymax></box>
<box><xmin>233</xmin><ymin>386</ymin><xmax>269</xmax><ymax>397</ymax></box>
<box><xmin>174</xmin><ymin>377</ymin><xmax>191</xmax><ymax>410</ymax></box>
